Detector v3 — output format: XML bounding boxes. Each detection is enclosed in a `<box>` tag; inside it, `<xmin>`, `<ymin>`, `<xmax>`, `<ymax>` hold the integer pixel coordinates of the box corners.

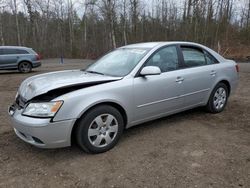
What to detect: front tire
<box><xmin>206</xmin><ymin>82</ymin><xmax>229</xmax><ymax>113</ymax></box>
<box><xmin>76</xmin><ymin>105</ymin><xmax>124</xmax><ymax>153</ymax></box>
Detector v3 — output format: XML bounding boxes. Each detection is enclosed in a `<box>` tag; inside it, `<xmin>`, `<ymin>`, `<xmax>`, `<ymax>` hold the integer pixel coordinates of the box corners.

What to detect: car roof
<box><xmin>121</xmin><ymin>41</ymin><xmax>213</xmax><ymax>49</ymax></box>
<box><xmin>121</xmin><ymin>41</ymin><xmax>225</xmax><ymax>61</ymax></box>
<box><xmin>0</xmin><ymin>46</ymin><xmax>31</xmax><ymax>50</ymax></box>
<box><xmin>121</xmin><ymin>42</ymin><xmax>163</xmax><ymax>49</ymax></box>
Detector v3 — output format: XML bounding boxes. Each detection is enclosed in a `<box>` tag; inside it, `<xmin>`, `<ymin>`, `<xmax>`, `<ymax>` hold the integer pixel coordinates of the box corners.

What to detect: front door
<box><xmin>0</xmin><ymin>48</ymin><xmax>18</xmax><ymax>68</ymax></box>
<box><xmin>132</xmin><ymin>45</ymin><xmax>184</xmax><ymax>123</ymax></box>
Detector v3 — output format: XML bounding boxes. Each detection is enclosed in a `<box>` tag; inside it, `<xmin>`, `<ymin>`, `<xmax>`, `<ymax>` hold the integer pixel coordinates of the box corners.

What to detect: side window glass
<box><xmin>0</xmin><ymin>49</ymin><xmax>3</xmax><ymax>55</ymax></box>
<box><xmin>145</xmin><ymin>46</ymin><xmax>179</xmax><ymax>72</ymax></box>
<box><xmin>16</xmin><ymin>49</ymin><xmax>29</xmax><ymax>54</ymax></box>
<box><xmin>182</xmin><ymin>47</ymin><xmax>206</xmax><ymax>67</ymax></box>
<box><xmin>4</xmin><ymin>49</ymin><xmax>17</xmax><ymax>55</ymax></box>
<box><xmin>204</xmin><ymin>51</ymin><xmax>217</xmax><ymax>65</ymax></box>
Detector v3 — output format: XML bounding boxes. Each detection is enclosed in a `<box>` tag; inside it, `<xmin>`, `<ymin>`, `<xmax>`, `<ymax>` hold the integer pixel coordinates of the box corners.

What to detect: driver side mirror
<box><xmin>140</xmin><ymin>66</ymin><xmax>161</xmax><ymax>76</ymax></box>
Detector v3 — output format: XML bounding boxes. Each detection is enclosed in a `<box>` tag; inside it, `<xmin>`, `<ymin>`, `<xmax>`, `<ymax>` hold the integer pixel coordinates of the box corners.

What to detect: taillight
<box><xmin>36</xmin><ymin>54</ymin><xmax>42</xmax><ymax>60</ymax></box>
<box><xmin>235</xmin><ymin>64</ymin><xmax>239</xmax><ymax>73</ymax></box>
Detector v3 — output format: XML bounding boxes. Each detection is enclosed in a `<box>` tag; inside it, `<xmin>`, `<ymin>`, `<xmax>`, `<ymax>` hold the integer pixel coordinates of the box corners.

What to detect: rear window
<box><xmin>204</xmin><ymin>51</ymin><xmax>219</xmax><ymax>64</ymax></box>
<box><xmin>181</xmin><ymin>47</ymin><xmax>206</xmax><ymax>67</ymax></box>
<box><xmin>27</xmin><ymin>48</ymin><xmax>37</xmax><ymax>54</ymax></box>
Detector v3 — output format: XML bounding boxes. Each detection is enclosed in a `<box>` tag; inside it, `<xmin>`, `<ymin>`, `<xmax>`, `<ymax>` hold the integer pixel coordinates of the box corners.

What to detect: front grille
<box><xmin>15</xmin><ymin>94</ymin><xmax>27</xmax><ymax>109</ymax></box>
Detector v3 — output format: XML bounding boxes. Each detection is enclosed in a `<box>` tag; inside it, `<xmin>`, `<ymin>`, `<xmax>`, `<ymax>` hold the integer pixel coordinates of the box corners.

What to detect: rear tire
<box><xmin>76</xmin><ymin>105</ymin><xmax>124</xmax><ymax>153</ymax></box>
<box><xmin>206</xmin><ymin>82</ymin><xmax>229</xmax><ymax>113</ymax></box>
<box><xmin>18</xmin><ymin>61</ymin><xmax>32</xmax><ymax>73</ymax></box>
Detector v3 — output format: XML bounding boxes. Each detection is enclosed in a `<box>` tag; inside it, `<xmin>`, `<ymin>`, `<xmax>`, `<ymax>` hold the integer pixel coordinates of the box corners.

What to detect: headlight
<box><xmin>22</xmin><ymin>101</ymin><xmax>63</xmax><ymax>118</ymax></box>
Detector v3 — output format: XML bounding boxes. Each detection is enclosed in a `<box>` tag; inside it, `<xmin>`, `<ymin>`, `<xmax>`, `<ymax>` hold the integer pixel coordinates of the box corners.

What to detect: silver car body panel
<box><xmin>10</xmin><ymin>108</ymin><xmax>76</xmax><ymax>148</ymax></box>
<box><xmin>19</xmin><ymin>70</ymin><xmax>122</xmax><ymax>101</ymax></box>
<box><xmin>9</xmin><ymin>42</ymin><xmax>239</xmax><ymax>148</ymax></box>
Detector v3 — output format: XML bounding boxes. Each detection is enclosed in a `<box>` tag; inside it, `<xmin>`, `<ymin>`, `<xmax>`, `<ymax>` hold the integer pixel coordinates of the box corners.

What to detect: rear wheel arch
<box><xmin>18</xmin><ymin>60</ymin><xmax>32</xmax><ymax>67</ymax></box>
<box><xmin>207</xmin><ymin>79</ymin><xmax>231</xmax><ymax>103</ymax></box>
<box><xmin>206</xmin><ymin>81</ymin><xmax>229</xmax><ymax>113</ymax></box>
<box><xmin>219</xmin><ymin>80</ymin><xmax>231</xmax><ymax>96</ymax></box>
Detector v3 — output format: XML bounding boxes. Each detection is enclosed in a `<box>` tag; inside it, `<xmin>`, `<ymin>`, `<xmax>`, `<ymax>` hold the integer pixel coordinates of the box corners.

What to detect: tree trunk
<box><xmin>68</xmin><ymin>0</ymin><xmax>74</xmax><ymax>57</ymax></box>
<box><xmin>0</xmin><ymin>10</ymin><xmax>4</xmax><ymax>45</ymax></box>
<box><xmin>246</xmin><ymin>0</ymin><xmax>250</xmax><ymax>28</ymax></box>
<box><xmin>122</xmin><ymin>0</ymin><xmax>127</xmax><ymax>45</ymax></box>
<box><xmin>24</xmin><ymin>0</ymin><xmax>36</xmax><ymax>46</ymax></box>
<box><xmin>13</xmin><ymin>0</ymin><xmax>21</xmax><ymax>45</ymax></box>
<box><xmin>110</xmin><ymin>16</ymin><xmax>116</xmax><ymax>48</ymax></box>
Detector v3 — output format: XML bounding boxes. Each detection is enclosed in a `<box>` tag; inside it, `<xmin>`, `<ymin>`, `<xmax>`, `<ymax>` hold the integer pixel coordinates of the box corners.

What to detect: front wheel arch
<box><xmin>71</xmin><ymin>102</ymin><xmax>128</xmax><ymax>145</ymax></box>
<box><xmin>73</xmin><ymin>104</ymin><xmax>125</xmax><ymax>153</ymax></box>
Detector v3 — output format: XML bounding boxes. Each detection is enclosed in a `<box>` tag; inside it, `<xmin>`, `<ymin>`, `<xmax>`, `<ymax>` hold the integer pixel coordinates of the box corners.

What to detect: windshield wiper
<box><xmin>85</xmin><ymin>70</ymin><xmax>105</xmax><ymax>75</ymax></box>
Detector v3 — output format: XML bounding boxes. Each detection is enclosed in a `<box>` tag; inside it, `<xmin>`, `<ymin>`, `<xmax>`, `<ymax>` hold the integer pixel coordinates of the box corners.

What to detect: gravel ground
<box><xmin>0</xmin><ymin>59</ymin><xmax>249</xmax><ymax>188</ymax></box>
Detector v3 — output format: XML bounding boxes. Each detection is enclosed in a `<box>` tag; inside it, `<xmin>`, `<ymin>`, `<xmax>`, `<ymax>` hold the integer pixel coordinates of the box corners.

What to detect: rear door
<box><xmin>178</xmin><ymin>45</ymin><xmax>219</xmax><ymax>107</ymax></box>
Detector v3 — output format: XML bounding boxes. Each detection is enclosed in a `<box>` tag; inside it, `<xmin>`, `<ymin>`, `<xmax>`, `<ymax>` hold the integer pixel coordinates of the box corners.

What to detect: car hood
<box><xmin>18</xmin><ymin>70</ymin><xmax>122</xmax><ymax>101</ymax></box>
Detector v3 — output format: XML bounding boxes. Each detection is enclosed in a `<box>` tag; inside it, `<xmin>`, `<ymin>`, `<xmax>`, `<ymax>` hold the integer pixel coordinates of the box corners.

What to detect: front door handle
<box><xmin>210</xmin><ymin>70</ymin><xmax>216</xmax><ymax>76</ymax></box>
<box><xmin>176</xmin><ymin>76</ymin><xmax>184</xmax><ymax>83</ymax></box>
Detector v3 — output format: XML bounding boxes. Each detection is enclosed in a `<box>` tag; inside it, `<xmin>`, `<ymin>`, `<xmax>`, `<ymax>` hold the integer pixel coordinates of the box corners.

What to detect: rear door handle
<box><xmin>210</xmin><ymin>70</ymin><xmax>216</xmax><ymax>76</ymax></box>
<box><xmin>176</xmin><ymin>76</ymin><xmax>184</xmax><ymax>83</ymax></box>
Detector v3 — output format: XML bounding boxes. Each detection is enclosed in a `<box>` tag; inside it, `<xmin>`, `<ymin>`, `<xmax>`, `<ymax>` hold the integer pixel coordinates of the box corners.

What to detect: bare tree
<box><xmin>99</xmin><ymin>0</ymin><xmax>117</xmax><ymax>48</ymax></box>
<box><xmin>0</xmin><ymin>2</ymin><xmax>5</xmax><ymax>45</ymax></box>
<box><xmin>81</xmin><ymin>0</ymin><xmax>97</xmax><ymax>52</ymax></box>
<box><xmin>0</xmin><ymin>0</ymin><xmax>248</xmax><ymax>60</ymax></box>
<box><xmin>130</xmin><ymin>0</ymin><xmax>139</xmax><ymax>41</ymax></box>
<box><xmin>23</xmin><ymin>0</ymin><xmax>36</xmax><ymax>45</ymax></box>
<box><xmin>67</xmin><ymin>0</ymin><xmax>74</xmax><ymax>56</ymax></box>
<box><xmin>247</xmin><ymin>0</ymin><xmax>250</xmax><ymax>28</ymax></box>
<box><xmin>120</xmin><ymin>0</ymin><xmax>127</xmax><ymax>45</ymax></box>
<box><xmin>8</xmin><ymin>0</ymin><xmax>21</xmax><ymax>45</ymax></box>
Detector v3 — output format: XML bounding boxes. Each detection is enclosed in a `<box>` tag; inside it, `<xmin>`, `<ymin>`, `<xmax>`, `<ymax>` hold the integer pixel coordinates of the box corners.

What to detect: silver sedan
<box><xmin>8</xmin><ymin>42</ymin><xmax>239</xmax><ymax>153</ymax></box>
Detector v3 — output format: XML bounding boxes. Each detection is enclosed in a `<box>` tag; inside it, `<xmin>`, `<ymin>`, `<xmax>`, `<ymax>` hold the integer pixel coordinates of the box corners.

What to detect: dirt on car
<box><xmin>0</xmin><ymin>59</ymin><xmax>249</xmax><ymax>188</ymax></box>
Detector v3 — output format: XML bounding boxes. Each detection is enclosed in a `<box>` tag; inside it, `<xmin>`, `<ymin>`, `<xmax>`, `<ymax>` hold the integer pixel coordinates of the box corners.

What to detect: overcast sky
<box><xmin>1</xmin><ymin>0</ymin><xmax>245</xmax><ymax>19</ymax></box>
<box><xmin>72</xmin><ymin>0</ymin><xmax>244</xmax><ymax>17</ymax></box>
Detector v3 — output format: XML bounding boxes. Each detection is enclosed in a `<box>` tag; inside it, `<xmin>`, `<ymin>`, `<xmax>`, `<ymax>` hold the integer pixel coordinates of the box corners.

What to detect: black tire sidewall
<box><xmin>207</xmin><ymin>83</ymin><xmax>229</xmax><ymax>113</ymax></box>
<box><xmin>18</xmin><ymin>62</ymin><xmax>32</xmax><ymax>73</ymax></box>
<box><xmin>76</xmin><ymin>105</ymin><xmax>124</xmax><ymax>153</ymax></box>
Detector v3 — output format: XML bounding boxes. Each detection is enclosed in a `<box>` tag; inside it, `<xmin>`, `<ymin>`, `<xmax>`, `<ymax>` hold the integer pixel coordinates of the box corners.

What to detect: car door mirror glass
<box><xmin>140</xmin><ymin>66</ymin><xmax>161</xmax><ymax>76</ymax></box>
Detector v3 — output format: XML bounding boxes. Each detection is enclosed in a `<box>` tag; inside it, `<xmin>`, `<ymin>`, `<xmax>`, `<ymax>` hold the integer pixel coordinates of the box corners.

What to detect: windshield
<box><xmin>86</xmin><ymin>48</ymin><xmax>149</xmax><ymax>77</ymax></box>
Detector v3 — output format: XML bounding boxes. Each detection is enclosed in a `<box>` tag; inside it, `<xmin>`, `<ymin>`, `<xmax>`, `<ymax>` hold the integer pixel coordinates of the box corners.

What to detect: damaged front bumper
<box><xmin>8</xmin><ymin>104</ymin><xmax>76</xmax><ymax>149</ymax></box>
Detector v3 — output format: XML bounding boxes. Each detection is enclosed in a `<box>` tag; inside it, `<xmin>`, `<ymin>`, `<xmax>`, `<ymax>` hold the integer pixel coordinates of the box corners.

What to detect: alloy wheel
<box><xmin>19</xmin><ymin>62</ymin><xmax>31</xmax><ymax>73</ymax></box>
<box><xmin>213</xmin><ymin>87</ymin><xmax>227</xmax><ymax>110</ymax></box>
<box><xmin>88</xmin><ymin>114</ymin><xmax>118</xmax><ymax>148</ymax></box>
